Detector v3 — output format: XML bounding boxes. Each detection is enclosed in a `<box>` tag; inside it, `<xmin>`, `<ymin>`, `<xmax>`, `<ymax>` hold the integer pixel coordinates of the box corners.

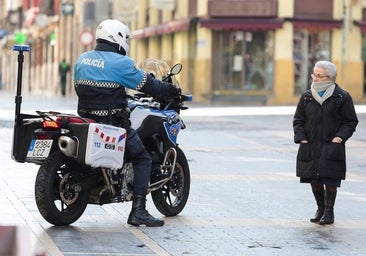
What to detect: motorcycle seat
<box><xmin>56</xmin><ymin>116</ymin><xmax>96</xmax><ymax>124</ymax></box>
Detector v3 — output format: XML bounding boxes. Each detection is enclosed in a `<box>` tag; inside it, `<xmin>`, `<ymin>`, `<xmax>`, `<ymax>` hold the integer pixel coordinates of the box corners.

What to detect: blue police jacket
<box><xmin>74</xmin><ymin>46</ymin><xmax>146</xmax><ymax>112</ymax></box>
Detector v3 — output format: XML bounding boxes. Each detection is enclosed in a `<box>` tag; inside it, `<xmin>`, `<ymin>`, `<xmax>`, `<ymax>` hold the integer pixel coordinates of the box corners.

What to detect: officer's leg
<box><xmin>125</xmin><ymin>129</ymin><xmax>164</xmax><ymax>227</ymax></box>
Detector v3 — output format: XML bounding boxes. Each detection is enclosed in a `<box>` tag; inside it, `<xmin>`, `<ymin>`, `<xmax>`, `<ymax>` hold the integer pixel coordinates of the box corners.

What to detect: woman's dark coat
<box><xmin>293</xmin><ymin>84</ymin><xmax>358</xmax><ymax>180</ymax></box>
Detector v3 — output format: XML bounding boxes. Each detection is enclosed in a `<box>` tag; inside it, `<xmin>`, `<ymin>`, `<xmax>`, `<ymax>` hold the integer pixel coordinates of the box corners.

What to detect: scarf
<box><xmin>310</xmin><ymin>81</ymin><xmax>335</xmax><ymax>105</ymax></box>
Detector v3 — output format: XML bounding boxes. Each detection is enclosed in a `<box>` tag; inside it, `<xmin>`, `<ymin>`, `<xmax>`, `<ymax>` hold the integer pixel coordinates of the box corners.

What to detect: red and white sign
<box><xmin>80</xmin><ymin>31</ymin><xmax>94</xmax><ymax>46</ymax></box>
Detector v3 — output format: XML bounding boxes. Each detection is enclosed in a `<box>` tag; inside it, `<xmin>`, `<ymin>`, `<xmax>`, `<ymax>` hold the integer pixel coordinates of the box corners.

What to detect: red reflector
<box><xmin>42</xmin><ymin>120</ymin><xmax>60</xmax><ymax>129</ymax></box>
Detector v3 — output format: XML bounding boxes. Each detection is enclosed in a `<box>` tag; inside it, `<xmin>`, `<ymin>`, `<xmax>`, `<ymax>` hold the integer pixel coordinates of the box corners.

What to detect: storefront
<box><xmin>211</xmin><ymin>30</ymin><xmax>274</xmax><ymax>92</ymax></box>
<box><xmin>362</xmin><ymin>32</ymin><xmax>366</xmax><ymax>94</ymax></box>
<box><xmin>356</xmin><ymin>9</ymin><xmax>366</xmax><ymax>95</ymax></box>
<box><xmin>292</xmin><ymin>1</ymin><xmax>342</xmax><ymax>94</ymax></box>
<box><xmin>199</xmin><ymin>0</ymin><xmax>281</xmax><ymax>103</ymax></box>
<box><xmin>293</xmin><ymin>30</ymin><xmax>332</xmax><ymax>94</ymax></box>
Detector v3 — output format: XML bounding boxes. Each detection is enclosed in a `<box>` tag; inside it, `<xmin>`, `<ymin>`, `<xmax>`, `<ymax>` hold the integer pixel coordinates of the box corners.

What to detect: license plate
<box><xmin>27</xmin><ymin>139</ymin><xmax>53</xmax><ymax>158</ymax></box>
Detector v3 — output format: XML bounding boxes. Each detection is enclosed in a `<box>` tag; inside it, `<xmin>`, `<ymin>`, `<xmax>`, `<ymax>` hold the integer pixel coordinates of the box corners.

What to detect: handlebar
<box><xmin>129</xmin><ymin>92</ymin><xmax>192</xmax><ymax>113</ymax></box>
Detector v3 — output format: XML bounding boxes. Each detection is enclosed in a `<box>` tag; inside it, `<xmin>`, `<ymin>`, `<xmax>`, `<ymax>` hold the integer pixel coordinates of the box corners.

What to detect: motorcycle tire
<box><xmin>35</xmin><ymin>151</ymin><xmax>89</xmax><ymax>226</ymax></box>
<box><xmin>151</xmin><ymin>146</ymin><xmax>190</xmax><ymax>216</ymax></box>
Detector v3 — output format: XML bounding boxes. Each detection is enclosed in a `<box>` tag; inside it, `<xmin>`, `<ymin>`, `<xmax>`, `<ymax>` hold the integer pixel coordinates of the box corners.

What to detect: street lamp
<box><xmin>61</xmin><ymin>2</ymin><xmax>74</xmax><ymax>16</ymax></box>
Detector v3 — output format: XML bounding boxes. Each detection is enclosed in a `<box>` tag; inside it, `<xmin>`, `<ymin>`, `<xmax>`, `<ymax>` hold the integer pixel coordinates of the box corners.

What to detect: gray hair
<box><xmin>314</xmin><ymin>61</ymin><xmax>337</xmax><ymax>81</ymax></box>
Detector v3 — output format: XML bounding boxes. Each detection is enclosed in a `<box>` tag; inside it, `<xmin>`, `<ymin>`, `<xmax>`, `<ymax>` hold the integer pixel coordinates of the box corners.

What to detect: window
<box><xmin>212</xmin><ymin>30</ymin><xmax>274</xmax><ymax>91</ymax></box>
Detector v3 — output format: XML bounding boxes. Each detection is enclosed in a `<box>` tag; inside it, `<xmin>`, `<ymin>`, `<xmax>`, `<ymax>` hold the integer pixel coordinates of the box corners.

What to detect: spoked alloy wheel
<box><xmin>35</xmin><ymin>151</ymin><xmax>89</xmax><ymax>226</ymax></box>
<box><xmin>151</xmin><ymin>147</ymin><xmax>190</xmax><ymax>216</ymax></box>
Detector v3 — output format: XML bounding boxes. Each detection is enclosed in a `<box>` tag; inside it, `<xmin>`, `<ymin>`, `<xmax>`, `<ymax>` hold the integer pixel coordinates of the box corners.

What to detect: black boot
<box><xmin>127</xmin><ymin>195</ymin><xmax>164</xmax><ymax>227</ymax></box>
<box><xmin>310</xmin><ymin>189</ymin><xmax>325</xmax><ymax>223</ymax></box>
<box><xmin>319</xmin><ymin>190</ymin><xmax>337</xmax><ymax>225</ymax></box>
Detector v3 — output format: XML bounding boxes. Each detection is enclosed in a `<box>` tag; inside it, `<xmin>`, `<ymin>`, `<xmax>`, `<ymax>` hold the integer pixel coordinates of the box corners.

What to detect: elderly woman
<box><xmin>293</xmin><ymin>61</ymin><xmax>358</xmax><ymax>225</ymax></box>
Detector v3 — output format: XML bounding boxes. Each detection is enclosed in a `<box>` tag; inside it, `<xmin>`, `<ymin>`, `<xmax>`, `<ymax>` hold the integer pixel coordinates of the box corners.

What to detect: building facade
<box><xmin>130</xmin><ymin>0</ymin><xmax>366</xmax><ymax>104</ymax></box>
<box><xmin>1</xmin><ymin>0</ymin><xmax>366</xmax><ymax>105</ymax></box>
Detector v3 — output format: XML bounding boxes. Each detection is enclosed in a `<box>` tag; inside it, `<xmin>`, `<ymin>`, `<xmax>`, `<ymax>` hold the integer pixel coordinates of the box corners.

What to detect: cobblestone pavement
<box><xmin>1</xmin><ymin>91</ymin><xmax>366</xmax><ymax>255</ymax></box>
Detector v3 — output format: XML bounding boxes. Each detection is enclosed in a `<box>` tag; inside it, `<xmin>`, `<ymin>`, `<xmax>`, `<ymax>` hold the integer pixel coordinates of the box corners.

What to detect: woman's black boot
<box><xmin>127</xmin><ymin>195</ymin><xmax>164</xmax><ymax>227</ymax></box>
<box><xmin>319</xmin><ymin>190</ymin><xmax>337</xmax><ymax>225</ymax></box>
<box><xmin>310</xmin><ymin>189</ymin><xmax>325</xmax><ymax>223</ymax></box>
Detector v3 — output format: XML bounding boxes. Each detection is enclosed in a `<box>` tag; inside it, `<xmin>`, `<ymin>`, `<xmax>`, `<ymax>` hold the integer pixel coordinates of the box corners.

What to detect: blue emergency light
<box><xmin>13</xmin><ymin>45</ymin><xmax>31</xmax><ymax>52</ymax></box>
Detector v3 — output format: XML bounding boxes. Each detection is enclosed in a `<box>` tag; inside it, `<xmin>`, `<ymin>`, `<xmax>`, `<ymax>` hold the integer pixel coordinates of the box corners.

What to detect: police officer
<box><xmin>74</xmin><ymin>19</ymin><xmax>180</xmax><ymax>227</ymax></box>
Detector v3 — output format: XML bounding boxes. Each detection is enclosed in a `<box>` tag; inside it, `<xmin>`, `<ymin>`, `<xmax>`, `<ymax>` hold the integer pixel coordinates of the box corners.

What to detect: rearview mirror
<box><xmin>170</xmin><ymin>64</ymin><xmax>182</xmax><ymax>75</ymax></box>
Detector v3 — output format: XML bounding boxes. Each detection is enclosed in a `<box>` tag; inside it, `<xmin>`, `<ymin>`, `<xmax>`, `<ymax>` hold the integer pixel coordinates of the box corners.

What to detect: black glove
<box><xmin>139</xmin><ymin>74</ymin><xmax>180</xmax><ymax>100</ymax></box>
<box><xmin>167</xmin><ymin>84</ymin><xmax>181</xmax><ymax>99</ymax></box>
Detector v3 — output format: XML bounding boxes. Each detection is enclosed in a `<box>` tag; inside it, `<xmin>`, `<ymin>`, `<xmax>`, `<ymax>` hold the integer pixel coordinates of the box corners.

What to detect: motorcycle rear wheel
<box><xmin>151</xmin><ymin>146</ymin><xmax>190</xmax><ymax>216</ymax></box>
<box><xmin>35</xmin><ymin>151</ymin><xmax>89</xmax><ymax>226</ymax></box>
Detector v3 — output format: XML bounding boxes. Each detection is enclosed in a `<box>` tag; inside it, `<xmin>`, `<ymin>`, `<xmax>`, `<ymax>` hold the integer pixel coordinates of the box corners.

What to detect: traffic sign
<box><xmin>80</xmin><ymin>31</ymin><xmax>94</xmax><ymax>46</ymax></box>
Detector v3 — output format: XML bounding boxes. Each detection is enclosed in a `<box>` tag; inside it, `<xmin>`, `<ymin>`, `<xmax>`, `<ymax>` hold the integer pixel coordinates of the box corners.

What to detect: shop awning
<box><xmin>132</xmin><ymin>18</ymin><xmax>192</xmax><ymax>39</ymax></box>
<box><xmin>199</xmin><ymin>18</ymin><xmax>284</xmax><ymax>30</ymax></box>
<box><xmin>292</xmin><ymin>19</ymin><xmax>343</xmax><ymax>29</ymax></box>
<box><xmin>354</xmin><ymin>20</ymin><xmax>366</xmax><ymax>33</ymax></box>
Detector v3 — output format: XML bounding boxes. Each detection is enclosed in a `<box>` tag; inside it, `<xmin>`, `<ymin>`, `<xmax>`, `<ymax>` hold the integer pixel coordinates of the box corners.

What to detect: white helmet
<box><xmin>96</xmin><ymin>19</ymin><xmax>131</xmax><ymax>54</ymax></box>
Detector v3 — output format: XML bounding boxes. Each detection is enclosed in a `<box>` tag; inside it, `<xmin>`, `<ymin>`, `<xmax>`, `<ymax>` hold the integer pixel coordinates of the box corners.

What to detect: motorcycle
<box><xmin>11</xmin><ymin>45</ymin><xmax>192</xmax><ymax>226</ymax></box>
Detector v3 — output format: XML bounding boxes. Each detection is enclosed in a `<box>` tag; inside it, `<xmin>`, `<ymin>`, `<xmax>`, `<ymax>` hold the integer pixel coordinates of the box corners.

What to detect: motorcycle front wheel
<box><xmin>35</xmin><ymin>151</ymin><xmax>89</xmax><ymax>226</ymax></box>
<box><xmin>151</xmin><ymin>146</ymin><xmax>190</xmax><ymax>216</ymax></box>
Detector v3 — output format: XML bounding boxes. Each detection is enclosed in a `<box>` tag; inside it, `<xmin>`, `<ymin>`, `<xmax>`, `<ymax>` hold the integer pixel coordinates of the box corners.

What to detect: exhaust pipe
<box><xmin>58</xmin><ymin>136</ymin><xmax>78</xmax><ymax>158</ymax></box>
